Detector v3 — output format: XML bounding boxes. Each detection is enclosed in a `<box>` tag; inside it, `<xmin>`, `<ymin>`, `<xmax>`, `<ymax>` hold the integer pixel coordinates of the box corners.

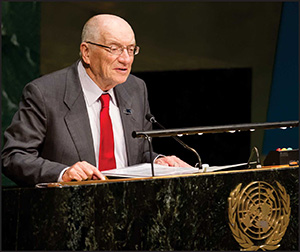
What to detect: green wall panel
<box><xmin>1</xmin><ymin>2</ymin><xmax>41</xmax><ymax>186</ymax></box>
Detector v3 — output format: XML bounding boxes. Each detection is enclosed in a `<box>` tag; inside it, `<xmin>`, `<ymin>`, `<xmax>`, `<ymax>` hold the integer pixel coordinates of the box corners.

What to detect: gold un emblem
<box><xmin>228</xmin><ymin>181</ymin><xmax>290</xmax><ymax>251</ymax></box>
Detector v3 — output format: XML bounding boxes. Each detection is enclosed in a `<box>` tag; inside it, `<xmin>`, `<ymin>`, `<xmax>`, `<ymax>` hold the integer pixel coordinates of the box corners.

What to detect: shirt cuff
<box><xmin>153</xmin><ymin>154</ymin><xmax>165</xmax><ymax>163</ymax></box>
<box><xmin>57</xmin><ymin>167</ymin><xmax>69</xmax><ymax>182</ymax></box>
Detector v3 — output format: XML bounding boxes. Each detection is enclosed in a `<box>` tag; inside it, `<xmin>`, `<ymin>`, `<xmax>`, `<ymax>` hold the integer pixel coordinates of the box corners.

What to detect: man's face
<box><xmin>83</xmin><ymin>27</ymin><xmax>136</xmax><ymax>91</ymax></box>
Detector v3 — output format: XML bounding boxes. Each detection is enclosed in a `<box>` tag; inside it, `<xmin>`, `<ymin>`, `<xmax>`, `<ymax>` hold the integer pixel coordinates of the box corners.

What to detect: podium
<box><xmin>2</xmin><ymin>165</ymin><xmax>298</xmax><ymax>250</ymax></box>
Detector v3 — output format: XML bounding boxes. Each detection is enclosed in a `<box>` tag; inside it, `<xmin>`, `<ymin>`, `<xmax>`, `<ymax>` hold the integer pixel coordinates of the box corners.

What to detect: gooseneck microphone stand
<box><xmin>145</xmin><ymin>114</ymin><xmax>203</xmax><ymax>169</ymax></box>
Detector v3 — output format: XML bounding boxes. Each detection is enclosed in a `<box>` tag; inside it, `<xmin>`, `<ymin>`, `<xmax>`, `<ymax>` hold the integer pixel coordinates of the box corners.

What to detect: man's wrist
<box><xmin>57</xmin><ymin>167</ymin><xmax>69</xmax><ymax>182</ymax></box>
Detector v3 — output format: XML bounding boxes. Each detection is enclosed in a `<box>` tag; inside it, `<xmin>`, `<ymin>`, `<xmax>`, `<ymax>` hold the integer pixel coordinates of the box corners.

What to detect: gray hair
<box><xmin>81</xmin><ymin>19</ymin><xmax>100</xmax><ymax>43</ymax></box>
<box><xmin>79</xmin><ymin>17</ymin><xmax>101</xmax><ymax>58</ymax></box>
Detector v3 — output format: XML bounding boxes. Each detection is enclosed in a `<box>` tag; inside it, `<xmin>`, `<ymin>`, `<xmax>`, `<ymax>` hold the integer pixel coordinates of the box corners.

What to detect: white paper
<box><xmin>101</xmin><ymin>163</ymin><xmax>200</xmax><ymax>178</ymax></box>
<box><xmin>101</xmin><ymin>162</ymin><xmax>248</xmax><ymax>178</ymax></box>
<box><xmin>202</xmin><ymin>162</ymin><xmax>248</xmax><ymax>172</ymax></box>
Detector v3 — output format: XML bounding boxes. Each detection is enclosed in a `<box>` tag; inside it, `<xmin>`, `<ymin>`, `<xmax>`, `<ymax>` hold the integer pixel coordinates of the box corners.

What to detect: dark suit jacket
<box><xmin>2</xmin><ymin>61</ymin><xmax>156</xmax><ymax>186</ymax></box>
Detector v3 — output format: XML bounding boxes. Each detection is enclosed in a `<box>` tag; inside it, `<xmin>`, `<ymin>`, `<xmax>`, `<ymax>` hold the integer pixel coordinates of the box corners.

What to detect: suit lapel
<box><xmin>114</xmin><ymin>83</ymin><xmax>138</xmax><ymax>165</ymax></box>
<box><xmin>63</xmin><ymin>62</ymin><xmax>96</xmax><ymax>166</ymax></box>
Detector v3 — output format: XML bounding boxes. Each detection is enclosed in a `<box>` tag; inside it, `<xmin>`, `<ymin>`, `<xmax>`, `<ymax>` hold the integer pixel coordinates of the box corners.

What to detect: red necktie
<box><xmin>98</xmin><ymin>94</ymin><xmax>116</xmax><ymax>171</ymax></box>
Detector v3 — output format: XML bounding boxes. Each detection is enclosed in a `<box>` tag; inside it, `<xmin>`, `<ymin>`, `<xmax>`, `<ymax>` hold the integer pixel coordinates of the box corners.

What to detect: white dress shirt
<box><xmin>57</xmin><ymin>61</ymin><xmax>128</xmax><ymax>181</ymax></box>
<box><xmin>77</xmin><ymin>61</ymin><xmax>128</xmax><ymax>169</ymax></box>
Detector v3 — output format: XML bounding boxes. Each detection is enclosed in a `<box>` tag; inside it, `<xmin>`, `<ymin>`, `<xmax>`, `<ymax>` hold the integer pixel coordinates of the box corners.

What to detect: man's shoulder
<box><xmin>124</xmin><ymin>74</ymin><xmax>146</xmax><ymax>87</ymax></box>
<box><xmin>127</xmin><ymin>73</ymin><xmax>145</xmax><ymax>82</ymax></box>
<box><xmin>114</xmin><ymin>74</ymin><xmax>147</xmax><ymax>98</ymax></box>
<box><xmin>28</xmin><ymin>61</ymin><xmax>78</xmax><ymax>88</ymax></box>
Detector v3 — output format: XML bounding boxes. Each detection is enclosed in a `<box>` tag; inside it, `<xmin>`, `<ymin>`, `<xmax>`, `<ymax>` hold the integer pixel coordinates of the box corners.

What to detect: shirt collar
<box><xmin>77</xmin><ymin>61</ymin><xmax>117</xmax><ymax>106</ymax></box>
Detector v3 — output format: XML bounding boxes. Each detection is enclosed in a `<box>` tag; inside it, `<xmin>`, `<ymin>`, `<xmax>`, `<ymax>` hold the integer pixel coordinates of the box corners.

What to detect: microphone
<box><xmin>146</xmin><ymin>113</ymin><xmax>203</xmax><ymax>169</ymax></box>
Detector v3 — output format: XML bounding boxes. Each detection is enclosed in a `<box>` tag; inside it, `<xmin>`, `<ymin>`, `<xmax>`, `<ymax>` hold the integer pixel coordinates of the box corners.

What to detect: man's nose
<box><xmin>118</xmin><ymin>49</ymin><xmax>132</xmax><ymax>64</ymax></box>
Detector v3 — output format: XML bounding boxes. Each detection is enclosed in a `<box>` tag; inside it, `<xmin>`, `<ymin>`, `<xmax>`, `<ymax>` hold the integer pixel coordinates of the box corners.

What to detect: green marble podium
<box><xmin>2</xmin><ymin>165</ymin><xmax>298</xmax><ymax>251</ymax></box>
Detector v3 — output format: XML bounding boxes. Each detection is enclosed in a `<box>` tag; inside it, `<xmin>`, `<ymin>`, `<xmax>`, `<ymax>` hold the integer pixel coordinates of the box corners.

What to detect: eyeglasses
<box><xmin>86</xmin><ymin>41</ymin><xmax>140</xmax><ymax>56</ymax></box>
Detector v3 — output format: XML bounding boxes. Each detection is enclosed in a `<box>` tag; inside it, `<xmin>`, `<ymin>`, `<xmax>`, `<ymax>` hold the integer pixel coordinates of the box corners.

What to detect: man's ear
<box><xmin>80</xmin><ymin>42</ymin><xmax>90</xmax><ymax>65</ymax></box>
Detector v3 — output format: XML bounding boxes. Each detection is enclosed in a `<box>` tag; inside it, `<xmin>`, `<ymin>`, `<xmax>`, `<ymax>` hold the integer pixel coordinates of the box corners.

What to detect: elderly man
<box><xmin>2</xmin><ymin>14</ymin><xmax>191</xmax><ymax>186</ymax></box>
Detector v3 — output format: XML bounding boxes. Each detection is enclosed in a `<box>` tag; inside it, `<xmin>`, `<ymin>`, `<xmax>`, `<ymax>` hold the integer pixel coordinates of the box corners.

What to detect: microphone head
<box><xmin>145</xmin><ymin>113</ymin><xmax>155</xmax><ymax>122</ymax></box>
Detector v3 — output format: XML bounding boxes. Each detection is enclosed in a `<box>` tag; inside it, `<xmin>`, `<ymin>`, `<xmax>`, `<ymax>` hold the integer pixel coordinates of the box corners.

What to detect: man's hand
<box><xmin>62</xmin><ymin>161</ymin><xmax>106</xmax><ymax>182</ymax></box>
<box><xmin>154</xmin><ymin>155</ymin><xmax>192</xmax><ymax>168</ymax></box>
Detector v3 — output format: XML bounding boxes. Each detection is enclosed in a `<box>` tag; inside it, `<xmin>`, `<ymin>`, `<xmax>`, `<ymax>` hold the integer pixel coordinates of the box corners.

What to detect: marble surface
<box><xmin>2</xmin><ymin>166</ymin><xmax>299</xmax><ymax>250</ymax></box>
<box><xmin>1</xmin><ymin>2</ymin><xmax>40</xmax><ymax>187</ymax></box>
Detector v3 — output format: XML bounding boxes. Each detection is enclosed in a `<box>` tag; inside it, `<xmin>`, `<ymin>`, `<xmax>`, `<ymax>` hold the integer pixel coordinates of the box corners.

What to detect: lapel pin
<box><xmin>123</xmin><ymin>108</ymin><xmax>132</xmax><ymax>115</ymax></box>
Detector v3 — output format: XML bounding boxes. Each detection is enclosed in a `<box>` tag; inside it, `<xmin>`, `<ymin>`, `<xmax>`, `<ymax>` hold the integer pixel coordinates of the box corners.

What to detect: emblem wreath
<box><xmin>228</xmin><ymin>181</ymin><xmax>290</xmax><ymax>251</ymax></box>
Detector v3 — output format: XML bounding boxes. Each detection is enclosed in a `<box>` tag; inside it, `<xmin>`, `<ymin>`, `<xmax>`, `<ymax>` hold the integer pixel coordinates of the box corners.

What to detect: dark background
<box><xmin>134</xmin><ymin>68</ymin><xmax>251</xmax><ymax>166</ymax></box>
